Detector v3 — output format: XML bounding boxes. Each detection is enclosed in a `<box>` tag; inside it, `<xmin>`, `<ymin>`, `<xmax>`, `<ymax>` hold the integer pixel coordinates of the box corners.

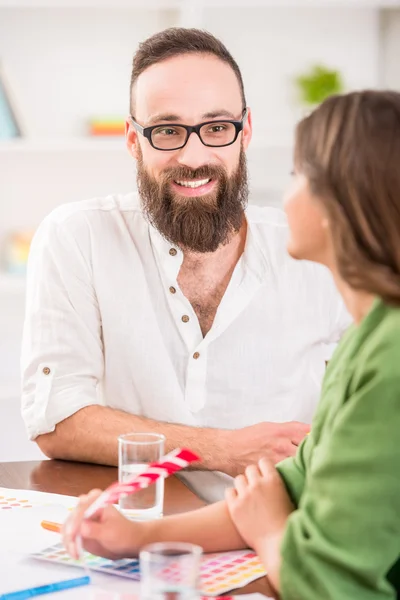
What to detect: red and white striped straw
<box><xmin>84</xmin><ymin>448</ymin><xmax>199</xmax><ymax>519</ymax></box>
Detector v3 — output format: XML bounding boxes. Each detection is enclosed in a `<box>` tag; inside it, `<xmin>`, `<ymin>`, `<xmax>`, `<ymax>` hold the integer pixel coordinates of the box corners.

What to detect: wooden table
<box><xmin>0</xmin><ymin>460</ymin><xmax>276</xmax><ymax>597</ymax></box>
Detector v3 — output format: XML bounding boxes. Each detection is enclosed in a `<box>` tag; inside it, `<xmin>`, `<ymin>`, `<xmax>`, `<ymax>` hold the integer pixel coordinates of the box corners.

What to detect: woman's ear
<box><xmin>321</xmin><ymin>216</ymin><xmax>330</xmax><ymax>230</ymax></box>
<box><xmin>125</xmin><ymin>118</ymin><xmax>139</xmax><ymax>160</ymax></box>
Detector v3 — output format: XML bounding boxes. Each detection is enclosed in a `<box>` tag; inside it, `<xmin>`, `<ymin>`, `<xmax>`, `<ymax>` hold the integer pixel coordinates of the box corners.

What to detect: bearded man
<box><xmin>21</xmin><ymin>28</ymin><xmax>350</xmax><ymax>503</ymax></box>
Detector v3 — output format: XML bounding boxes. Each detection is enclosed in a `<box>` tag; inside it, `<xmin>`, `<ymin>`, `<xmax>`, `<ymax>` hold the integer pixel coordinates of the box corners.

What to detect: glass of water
<box><xmin>140</xmin><ymin>542</ymin><xmax>203</xmax><ymax>600</ymax></box>
<box><xmin>118</xmin><ymin>432</ymin><xmax>165</xmax><ymax>520</ymax></box>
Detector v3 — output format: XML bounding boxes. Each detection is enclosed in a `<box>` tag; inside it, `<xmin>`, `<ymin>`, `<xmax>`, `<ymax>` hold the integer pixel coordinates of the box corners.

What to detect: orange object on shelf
<box><xmin>89</xmin><ymin>118</ymin><xmax>125</xmax><ymax>136</ymax></box>
<box><xmin>2</xmin><ymin>229</ymin><xmax>33</xmax><ymax>275</ymax></box>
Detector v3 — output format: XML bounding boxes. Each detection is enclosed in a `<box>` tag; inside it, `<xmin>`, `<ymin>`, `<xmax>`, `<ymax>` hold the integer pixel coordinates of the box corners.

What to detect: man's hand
<box><xmin>222</xmin><ymin>421</ymin><xmax>310</xmax><ymax>476</ymax></box>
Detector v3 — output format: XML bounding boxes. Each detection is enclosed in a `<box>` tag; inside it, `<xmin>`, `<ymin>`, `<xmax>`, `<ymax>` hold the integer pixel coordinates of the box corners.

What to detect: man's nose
<box><xmin>175</xmin><ymin>131</ymin><xmax>212</xmax><ymax>170</ymax></box>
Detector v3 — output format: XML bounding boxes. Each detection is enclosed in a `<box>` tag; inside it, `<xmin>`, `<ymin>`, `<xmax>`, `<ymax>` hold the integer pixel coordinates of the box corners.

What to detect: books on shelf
<box><xmin>0</xmin><ymin>61</ymin><xmax>24</xmax><ymax>140</ymax></box>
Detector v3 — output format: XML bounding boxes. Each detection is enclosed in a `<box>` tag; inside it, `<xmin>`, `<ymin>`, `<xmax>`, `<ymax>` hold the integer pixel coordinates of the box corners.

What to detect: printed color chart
<box><xmin>31</xmin><ymin>542</ymin><xmax>266</xmax><ymax>595</ymax></box>
<box><xmin>0</xmin><ymin>494</ymin><xmax>33</xmax><ymax>509</ymax></box>
<box><xmin>0</xmin><ymin>487</ymin><xmax>77</xmax><ymax>511</ymax></box>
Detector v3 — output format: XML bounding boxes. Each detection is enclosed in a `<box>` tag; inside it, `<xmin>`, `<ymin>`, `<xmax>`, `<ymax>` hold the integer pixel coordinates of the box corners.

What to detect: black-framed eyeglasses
<box><xmin>129</xmin><ymin>108</ymin><xmax>248</xmax><ymax>151</ymax></box>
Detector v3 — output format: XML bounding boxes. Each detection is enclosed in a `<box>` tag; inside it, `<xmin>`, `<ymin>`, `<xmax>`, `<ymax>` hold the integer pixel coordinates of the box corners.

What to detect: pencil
<box><xmin>0</xmin><ymin>575</ymin><xmax>91</xmax><ymax>600</ymax></box>
<box><xmin>40</xmin><ymin>520</ymin><xmax>62</xmax><ymax>534</ymax></box>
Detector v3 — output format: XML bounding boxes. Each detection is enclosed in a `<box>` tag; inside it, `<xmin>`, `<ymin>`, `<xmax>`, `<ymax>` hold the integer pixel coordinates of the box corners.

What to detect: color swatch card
<box><xmin>0</xmin><ymin>487</ymin><xmax>77</xmax><ymax>511</ymax></box>
<box><xmin>31</xmin><ymin>542</ymin><xmax>266</xmax><ymax>596</ymax></box>
<box><xmin>183</xmin><ymin>549</ymin><xmax>266</xmax><ymax>595</ymax></box>
<box><xmin>78</xmin><ymin>595</ymin><xmax>269</xmax><ymax>600</ymax></box>
<box><xmin>0</xmin><ymin>493</ymin><xmax>33</xmax><ymax>509</ymax></box>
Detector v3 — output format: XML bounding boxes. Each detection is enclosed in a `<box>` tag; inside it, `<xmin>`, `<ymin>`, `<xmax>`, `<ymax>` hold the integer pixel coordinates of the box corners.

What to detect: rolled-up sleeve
<box><xmin>21</xmin><ymin>210</ymin><xmax>104</xmax><ymax>439</ymax></box>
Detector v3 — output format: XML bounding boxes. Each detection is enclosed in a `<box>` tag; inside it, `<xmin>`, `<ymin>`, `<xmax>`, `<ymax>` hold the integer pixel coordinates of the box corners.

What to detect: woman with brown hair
<box><xmin>64</xmin><ymin>90</ymin><xmax>400</xmax><ymax>599</ymax></box>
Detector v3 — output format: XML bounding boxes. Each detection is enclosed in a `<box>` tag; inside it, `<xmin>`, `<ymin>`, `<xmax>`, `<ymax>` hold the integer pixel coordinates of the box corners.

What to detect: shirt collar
<box><xmin>148</xmin><ymin>223</ymin><xmax>183</xmax><ymax>280</ymax></box>
<box><xmin>148</xmin><ymin>211</ymin><xmax>268</xmax><ymax>283</ymax></box>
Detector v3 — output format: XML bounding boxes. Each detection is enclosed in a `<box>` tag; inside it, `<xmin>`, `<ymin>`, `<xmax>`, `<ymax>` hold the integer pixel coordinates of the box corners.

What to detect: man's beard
<box><xmin>137</xmin><ymin>147</ymin><xmax>249</xmax><ymax>253</ymax></box>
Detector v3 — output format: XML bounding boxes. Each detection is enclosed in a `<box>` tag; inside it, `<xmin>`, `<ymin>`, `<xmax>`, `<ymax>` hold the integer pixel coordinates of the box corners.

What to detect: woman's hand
<box><xmin>225</xmin><ymin>458</ymin><xmax>294</xmax><ymax>555</ymax></box>
<box><xmin>62</xmin><ymin>489</ymin><xmax>144</xmax><ymax>560</ymax></box>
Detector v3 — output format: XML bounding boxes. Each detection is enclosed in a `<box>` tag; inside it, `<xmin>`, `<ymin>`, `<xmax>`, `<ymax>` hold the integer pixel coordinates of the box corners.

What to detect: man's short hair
<box><xmin>130</xmin><ymin>27</ymin><xmax>246</xmax><ymax>112</ymax></box>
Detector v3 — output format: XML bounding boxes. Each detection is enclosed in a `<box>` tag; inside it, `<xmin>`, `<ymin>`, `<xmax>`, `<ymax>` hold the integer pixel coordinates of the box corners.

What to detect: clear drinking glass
<box><xmin>118</xmin><ymin>432</ymin><xmax>165</xmax><ymax>520</ymax></box>
<box><xmin>140</xmin><ymin>542</ymin><xmax>203</xmax><ymax>600</ymax></box>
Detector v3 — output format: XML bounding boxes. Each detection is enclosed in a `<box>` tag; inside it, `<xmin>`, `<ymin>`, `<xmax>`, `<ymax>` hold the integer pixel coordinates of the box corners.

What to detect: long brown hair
<box><xmin>295</xmin><ymin>90</ymin><xmax>400</xmax><ymax>306</ymax></box>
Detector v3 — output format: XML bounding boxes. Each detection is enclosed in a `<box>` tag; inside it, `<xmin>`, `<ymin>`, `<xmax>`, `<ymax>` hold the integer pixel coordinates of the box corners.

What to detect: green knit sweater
<box><xmin>276</xmin><ymin>298</ymin><xmax>400</xmax><ymax>599</ymax></box>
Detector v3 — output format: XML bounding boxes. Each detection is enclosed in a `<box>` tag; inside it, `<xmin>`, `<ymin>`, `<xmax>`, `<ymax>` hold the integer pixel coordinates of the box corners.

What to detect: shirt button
<box><xmin>182</xmin><ymin>315</ymin><xmax>190</xmax><ymax>323</ymax></box>
<box><xmin>193</xmin><ymin>352</ymin><xmax>200</xmax><ymax>360</ymax></box>
<box><xmin>43</xmin><ymin>367</ymin><xmax>51</xmax><ymax>375</ymax></box>
<box><xmin>169</xmin><ymin>286</ymin><xmax>176</xmax><ymax>294</ymax></box>
<box><xmin>169</xmin><ymin>248</ymin><xmax>177</xmax><ymax>256</ymax></box>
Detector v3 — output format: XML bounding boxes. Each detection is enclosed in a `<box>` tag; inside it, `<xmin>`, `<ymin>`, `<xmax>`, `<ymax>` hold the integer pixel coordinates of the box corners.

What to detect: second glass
<box><xmin>140</xmin><ymin>542</ymin><xmax>203</xmax><ymax>600</ymax></box>
<box><xmin>118</xmin><ymin>432</ymin><xmax>165</xmax><ymax>520</ymax></box>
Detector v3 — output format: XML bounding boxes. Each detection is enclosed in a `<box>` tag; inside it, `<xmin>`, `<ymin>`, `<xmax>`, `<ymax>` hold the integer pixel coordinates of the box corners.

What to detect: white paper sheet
<box><xmin>0</xmin><ymin>489</ymin><xmax>133</xmax><ymax>597</ymax></box>
<box><xmin>0</xmin><ymin>488</ymin><xmax>272</xmax><ymax>599</ymax></box>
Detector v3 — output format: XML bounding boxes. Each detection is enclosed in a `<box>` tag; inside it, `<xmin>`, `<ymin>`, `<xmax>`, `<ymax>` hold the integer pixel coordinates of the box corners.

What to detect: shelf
<box><xmin>0</xmin><ymin>0</ymin><xmax>398</xmax><ymax>7</ymax></box>
<box><xmin>0</xmin><ymin>0</ymin><xmax>181</xmax><ymax>7</ymax></box>
<box><xmin>0</xmin><ymin>136</ymin><xmax>293</xmax><ymax>153</ymax></box>
<box><xmin>0</xmin><ymin>137</ymin><xmax>127</xmax><ymax>153</ymax></box>
<box><xmin>196</xmin><ymin>0</ymin><xmax>400</xmax><ymax>5</ymax></box>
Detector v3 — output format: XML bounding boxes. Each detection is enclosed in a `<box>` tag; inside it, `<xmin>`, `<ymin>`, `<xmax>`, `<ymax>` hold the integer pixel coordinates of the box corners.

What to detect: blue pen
<box><xmin>0</xmin><ymin>575</ymin><xmax>91</xmax><ymax>600</ymax></box>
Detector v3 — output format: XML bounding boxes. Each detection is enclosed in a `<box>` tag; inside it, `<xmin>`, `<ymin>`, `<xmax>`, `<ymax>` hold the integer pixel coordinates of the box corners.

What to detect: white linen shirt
<box><xmin>21</xmin><ymin>193</ymin><xmax>351</xmax><ymax>503</ymax></box>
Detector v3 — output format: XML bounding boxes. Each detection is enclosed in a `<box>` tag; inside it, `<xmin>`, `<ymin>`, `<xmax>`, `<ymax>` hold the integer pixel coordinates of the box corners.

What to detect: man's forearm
<box><xmin>36</xmin><ymin>405</ymin><xmax>230</xmax><ymax>471</ymax></box>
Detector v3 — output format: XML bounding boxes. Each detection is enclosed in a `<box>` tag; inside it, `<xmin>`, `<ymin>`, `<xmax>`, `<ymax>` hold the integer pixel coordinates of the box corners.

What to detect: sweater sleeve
<box><xmin>279</xmin><ymin>354</ymin><xmax>400</xmax><ymax>600</ymax></box>
<box><xmin>276</xmin><ymin>438</ymin><xmax>308</xmax><ymax>505</ymax></box>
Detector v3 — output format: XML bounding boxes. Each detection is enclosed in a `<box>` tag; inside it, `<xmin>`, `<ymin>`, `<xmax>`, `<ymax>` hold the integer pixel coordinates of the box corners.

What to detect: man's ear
<box><xmin>125</xmin><ymin>118</ymin><xmax>139</xmax><ymax>159</ymax></box>
<box><xmin>242</xmin><ymin>107</ymin><xmax>253</xmax><ymax>151</ymax></box>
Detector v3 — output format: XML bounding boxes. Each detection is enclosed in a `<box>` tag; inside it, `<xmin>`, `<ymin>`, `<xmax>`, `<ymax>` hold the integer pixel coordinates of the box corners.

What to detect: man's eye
<box><xmin>154</xmin><ymin>128</ymin><xmax>179</xmax><ymax>136</ymax></box>
<box><xmin>208</xmin><ymin>125</ymin><xmax>227</xmax><ymax>133</ymax></box>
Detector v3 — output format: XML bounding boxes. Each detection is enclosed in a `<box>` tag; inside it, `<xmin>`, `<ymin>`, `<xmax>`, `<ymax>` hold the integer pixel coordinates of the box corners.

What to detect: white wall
<box><xmin>0</xmin><ymin>285</ymin><xmax>26</xmax><ymax>397</ymax></box>
<box><xmin>0</xmin><ymin>397</ymin><xmax>45</xmax><ymax>462</ymax></box>
<box><xmin>381</xmin><ymin>9</ymin><xmax>400</xmax><ymax>88</ymax></box>
<box><xmin>0</xmin><ymin>145</ymin><xmax>134</xmax><ymax>234</ymax></box>
<box><xmin>204</xmin><ymin>7</ymin><xmax>380</xmax><ymax>143</ymax></box>
<box><xmin>0</xmin><ymin>8</ymin><xmax>168</xmax><ymax>138</ymax></box>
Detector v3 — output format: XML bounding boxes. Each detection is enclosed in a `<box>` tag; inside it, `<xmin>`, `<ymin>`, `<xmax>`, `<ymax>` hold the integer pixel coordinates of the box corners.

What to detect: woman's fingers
<box><xmin>80</xmin><ymin>518</ymin><xmax>104</xmax><ymax>540</ymax></box>
<box><xmin>62</xmin><ymin>488</ymin><xmax>103</xmax><ymax>558</ymax></box>
<box><xmin>234</xmin><ymin>474</ymin><xmax>247</xmax><ymax>495</ymax></box>
<box><xmin>244</xmin><ymin>463</ymin><xmax>262</xmax><ymax>485</ymax></box>
<box><xmin>258</xmin><ymin>457</ymin><xmax>276</xmax><ymax>478</ymax></box>
<box><xmin>80</xmin><ymin>505</ymin><xmax>115</xmax><ymax>539</ymax></box>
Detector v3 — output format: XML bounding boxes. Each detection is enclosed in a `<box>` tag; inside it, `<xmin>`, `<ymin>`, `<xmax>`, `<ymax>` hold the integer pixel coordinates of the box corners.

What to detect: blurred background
<box><xmin>0</xmin><ymin>0</ymin><xmax>400</xmax><ymax>458</ymax></box>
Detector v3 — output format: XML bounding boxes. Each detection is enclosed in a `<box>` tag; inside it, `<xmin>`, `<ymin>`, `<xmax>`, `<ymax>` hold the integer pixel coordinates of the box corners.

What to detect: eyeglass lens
<box><xmin>151</xmin><ymin>121</ymin><xmax>237</xmax><ymax>150</ymax></box>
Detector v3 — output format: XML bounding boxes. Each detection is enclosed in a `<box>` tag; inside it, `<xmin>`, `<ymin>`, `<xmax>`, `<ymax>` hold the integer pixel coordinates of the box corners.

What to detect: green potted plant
<box><xmin>295</xmin><ymin>64</ymin><xmax>344</xmax><ymax>107</ymax></box>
